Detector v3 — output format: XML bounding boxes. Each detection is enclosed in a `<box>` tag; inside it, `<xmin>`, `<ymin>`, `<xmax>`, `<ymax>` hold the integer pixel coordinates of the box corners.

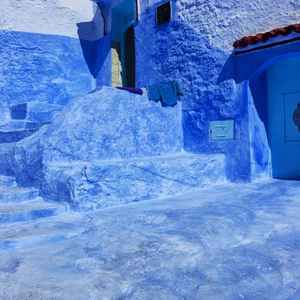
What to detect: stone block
<box><xmin>43</xmin><ymin>86</ymin><xmax>183</xmax><ymax>163</ymax></box>
<box><xmin>41</xmin><ymin>153</ymin><xmax>226</xmax><ymax>211</ymax></box>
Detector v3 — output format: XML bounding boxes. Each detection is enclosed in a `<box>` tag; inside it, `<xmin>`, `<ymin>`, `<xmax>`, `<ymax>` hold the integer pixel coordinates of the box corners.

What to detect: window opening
<box><xmin>157</xmin><ymin>2</ymin><xmax>171</xmax><ymax>26</ymax></box>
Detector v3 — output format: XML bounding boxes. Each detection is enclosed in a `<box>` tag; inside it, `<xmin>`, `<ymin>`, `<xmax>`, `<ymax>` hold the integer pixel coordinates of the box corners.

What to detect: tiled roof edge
<box><xmin>233</xmin><ymin>24</ymin><xmax>300</xmax><ymax>48</ymax></box>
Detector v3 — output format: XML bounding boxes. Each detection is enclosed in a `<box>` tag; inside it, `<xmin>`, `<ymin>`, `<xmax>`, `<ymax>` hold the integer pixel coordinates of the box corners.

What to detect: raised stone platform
<box><xmin>1</xmin><ymin>87</ymin><xmax>227</xmax><ymax>213</ymax></box>
<box><xmin>41</xmin><ymin>153</ymin><xmax>226</xmax><ymax>211</ymax></box>
<box><xmin>42</xmin><ymin>86</ymin><xmax>183</xmax><ymax>163</ymax></box>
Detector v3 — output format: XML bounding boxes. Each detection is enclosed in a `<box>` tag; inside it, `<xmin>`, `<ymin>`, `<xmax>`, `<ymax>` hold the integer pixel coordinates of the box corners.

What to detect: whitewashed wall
<box><xmin>176</xmin><ymin>0</ymin><xmax>300</xmax><ymax>51</ymax></box>
<box><xmin>0</xmin><ymin>0</ymin><xmax>99</xmax><ymax>109</ymax></box>
<box><xmin>1</xmin><ymin>0</ymin><xmax>298</xmax><ymax>43</ymax></box>
<box><xmin>0</xmin><ymin>0</ymin><xmax>102</xmax><ymax>40</ymax></box>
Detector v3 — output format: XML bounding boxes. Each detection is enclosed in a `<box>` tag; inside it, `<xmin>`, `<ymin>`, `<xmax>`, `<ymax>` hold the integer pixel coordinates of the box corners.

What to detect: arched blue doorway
<box><xmin>246</xmin><ymin>52</ymin><xmax>300</xmax><ymax>180</ymax></box>
<box><xmin>233</xmin><ymin>25</ymin><xmax>300</xmax><ymax>181</ymax></box>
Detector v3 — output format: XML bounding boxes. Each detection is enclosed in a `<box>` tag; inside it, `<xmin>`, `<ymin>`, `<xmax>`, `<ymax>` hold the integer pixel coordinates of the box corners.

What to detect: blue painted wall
<box><xmin>147</xmin><ymin>0</ymin><xmax>299</xmax><ymax>182</ymax></box>
<box><xmin>0</xmin><ymin>30</ymin><xmax>94</xmax><ymax>107</ymax></box>
<box><xmin>123</xmin><ymin>3</ymin><xmax>250</xmax><ymax>182</ymax></box>
<box><xmin>248</xmin><ymin>71</ymin><xmax>270</xmax><ymax>179</ymax></box>
<box><xmin>42</xmin><ymin>86</ymin><xmax>183</xmax><ymax>163</ymax></box>
<box><xmin>94</xmin><ymin>35</ymin><xmax>112</xmax><ymax>86</ymax></box>
<box><xmin>92</xmin><ymin>2</ymin><xmax>254</xmax><ymax>182</ymax></box>
<box><xmin>0</xmin><ymin>29</ymin><xmax>96</xmax><ymax>185</ymax></box>
<box><xmin>133</xmin><ymin>2</ymin><xmax>300</xmax><ymax>181</ymax></box>
<box><xmin>75</xmin><ymin>0</ymin><xmax>300</xmax><ymax>183</ymax></box>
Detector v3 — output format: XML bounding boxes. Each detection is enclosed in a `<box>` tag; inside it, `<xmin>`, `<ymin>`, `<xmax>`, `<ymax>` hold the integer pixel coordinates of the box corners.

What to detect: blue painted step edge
<box><xmin>0</xmin><ymin>188</ymin><xmax>40</xmax><ymax>203</ymax></box>
<box><xmin>0</xmin><ymin>203</ymin><xmax>68</xmax><ymax>223</ymax></box>
<box><xmin>41</xmin><ymin>153</ymin><xmax>227</xmax><ymax>212</ymax></box>
<box><xmin>0</xmin><ymin>176</ymin><xmax>16</xmax><ymax>187</ymax></box>
<box><xmin>0</xmin><ymin>128</ymin><xmax>39</xmax><ymax>143</ymax></box>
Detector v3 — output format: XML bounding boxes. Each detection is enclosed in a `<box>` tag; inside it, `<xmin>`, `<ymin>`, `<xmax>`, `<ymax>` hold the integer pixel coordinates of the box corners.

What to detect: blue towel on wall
<box><xmin>145</xmin><ymin>80</ymin><xmax>183</xmax><ymax>107</ymax></box>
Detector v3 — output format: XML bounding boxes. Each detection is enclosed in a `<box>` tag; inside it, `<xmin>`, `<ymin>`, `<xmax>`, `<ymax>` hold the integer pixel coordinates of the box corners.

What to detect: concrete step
<box><xmin>0</xmin><ymin>198</ymin><xmax>68</xmax><ymax>223</ymax></box>
<box><xmin>41</xmin><ymin>152</ymin><xmax>227</xmax><ymax>211</ymax></box>
<box><xmin>0</xmin><ymin>128</ymin><xmax>39</xmax><ymax>143</ymax></box>
<box><xmin>0</xmin><ymin>175</ymin><xmax>17</xmax><ymax>187</ymax></box>
<box><xmin>0</xmin><ymin>187</ymin><xmax>40</xmax><ymax>203</ymax></box>
<box><xmin>10</xmin><ymin>102</ymin><xmax>63</xmax><ymax>123</ymax></box>
<box><xmin>0</xmin><ymin>118</ymin><xmax>50</xmax><ymax>144</ymax></box>
<box><xmin>0</xmin><ymin>120</ymin><xmax>50</xmax><ymax>131</ymax></box>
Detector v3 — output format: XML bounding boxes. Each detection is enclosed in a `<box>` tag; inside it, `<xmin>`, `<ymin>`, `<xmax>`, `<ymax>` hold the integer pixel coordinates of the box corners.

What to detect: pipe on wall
<box><xmin>97</xmin><ymin>2</ymin><xmax>107</xmax><ymax>36</ymax></box>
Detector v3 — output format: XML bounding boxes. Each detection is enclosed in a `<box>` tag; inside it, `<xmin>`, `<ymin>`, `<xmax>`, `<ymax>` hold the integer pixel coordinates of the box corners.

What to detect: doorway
<box><xmin>123</xmin><ymin>25</ymin><xmax>136</xmax><ymax>87</ymax></box>
<box><xmin>111</xmin><ymin>0</ymin><xmax>136</xmax><ymax>87</ymax></box>
<box><xmin>267</xmin><ymin>56</ymin><xmax>300</xmax><ymax>179</ymax></box>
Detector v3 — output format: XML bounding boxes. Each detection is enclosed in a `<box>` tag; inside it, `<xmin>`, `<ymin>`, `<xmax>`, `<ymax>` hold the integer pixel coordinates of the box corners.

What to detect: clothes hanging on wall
<box><xmin>145</xmin><ymin>80</ymin><xmax>183</xmax><ymax>107</ymax></box>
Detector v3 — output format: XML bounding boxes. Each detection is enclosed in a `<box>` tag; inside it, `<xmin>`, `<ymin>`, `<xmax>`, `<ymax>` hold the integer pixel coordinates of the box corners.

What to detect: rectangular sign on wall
<box><xmin>210</xmin><ymin>120</ymin><xmax>234</xmax><ymax>140</ymax></box>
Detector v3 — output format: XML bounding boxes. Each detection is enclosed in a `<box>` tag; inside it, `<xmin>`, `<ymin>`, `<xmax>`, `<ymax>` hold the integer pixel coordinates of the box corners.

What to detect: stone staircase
<box><xmin>0</xmin><ymin>175</ymin><xmax>68</xmax><ymax>224</ymax></box>
<box><xmin>36</xmin><ymin>87</ymin><xmax>229</xmax><ymax>212</ymax></box>
<box><xmin>0</xmin><ymin>101</ymin><xmax>63</xmax><ymax>143</ymax></box>
<box><xmin>0</xmin><ymin>87</ymin><xmax>229</xmax><ymax>218</ymax></box>
<box><xmin>0</xmin><ymin>100</ymin><xmax>68</xmax><ymax>224</ymax></box>
<box><xmin>0</xmin><ymin>120</ymin><xmax>47</xmax><ymax>143</ymax></box>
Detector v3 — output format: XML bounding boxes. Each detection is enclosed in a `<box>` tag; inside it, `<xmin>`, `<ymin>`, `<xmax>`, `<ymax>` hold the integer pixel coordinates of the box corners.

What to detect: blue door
<box><xmin>267</xmin><ymin>56</ymin><xmax>300</xmax><ymax>179</ymax></box>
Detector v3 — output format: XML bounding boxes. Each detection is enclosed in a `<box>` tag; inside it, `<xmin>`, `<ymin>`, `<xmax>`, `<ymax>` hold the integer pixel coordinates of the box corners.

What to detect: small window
<box><xmin>156</xmin><ymin>2</ymin><xmax>171</xmax><ymax>26</ymax></box>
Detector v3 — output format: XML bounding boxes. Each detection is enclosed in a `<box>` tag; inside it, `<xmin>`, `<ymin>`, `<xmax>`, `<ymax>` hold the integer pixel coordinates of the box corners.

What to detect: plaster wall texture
<box><xmin>0</xmin><ymin>0</ymin><xmax>100</xmax><ymax>111</ymax></box>
<box><xmin>42</xmin><ymin>86</ymin><xmax>183</xmax><ymax>164</ymax></box>
<box><xmin>0</xmin><ymin>0</ymin><xmax>100</xmax><ymax>40</ymax></box>
<box><xmin>132</xmin><ymin>3</ymin><xmax>247</xmax><ymax>181</ymax></box>
<box><xmin>176</xmin><ymin>0</ymin><xmax>300</xmax><ymax>51</ymax></box>
<box><xmin>0</xmin><ymin>31</ymin><xmax>94</xmax><ymax>108</ymax></box>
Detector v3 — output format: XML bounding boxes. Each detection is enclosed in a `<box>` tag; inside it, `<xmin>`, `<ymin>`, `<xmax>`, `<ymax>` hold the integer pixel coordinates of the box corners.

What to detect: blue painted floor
<box><xmin>0</xmin><ymin>179</ymin><xmax>300</xmax><ymax>299</ymax></box>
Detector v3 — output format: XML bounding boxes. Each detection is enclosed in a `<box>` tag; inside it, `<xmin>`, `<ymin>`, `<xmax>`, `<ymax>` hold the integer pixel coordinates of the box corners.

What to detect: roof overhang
<box><xmin>233</xmin><ymin>24</ymin><xmax>300</xmax><ymax>55</ymax></box>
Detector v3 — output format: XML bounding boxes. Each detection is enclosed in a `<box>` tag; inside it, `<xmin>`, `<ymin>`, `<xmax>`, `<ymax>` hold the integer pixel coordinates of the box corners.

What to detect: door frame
<box><xmin>247</xmin><ymin>52</ymin><xmax>300</xmax><ymax>180</ymax></box>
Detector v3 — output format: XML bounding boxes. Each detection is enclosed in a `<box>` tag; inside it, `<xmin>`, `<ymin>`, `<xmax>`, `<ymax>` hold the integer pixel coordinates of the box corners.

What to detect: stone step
<box><xmin>41</xmin><ymin>152</ymin><xmax>227</xmax><ymax>211</ymax></box>
<box><xmin>0</xmin><ymin>175</ymin><xmax>17</xmax><ymax>187</ymax></box>
<box><xmin>0</xmin><ymin>119</ymin><xmax>50</xmax><ymax>143</ymax></box>
<box><xmin>0</xmin><ymin>120</ymin><xmax>50</xmax><ymax>131</ymax></box>
<box><xmin>0</xmin><ymin>198</ymin><xmax>68</xmax><ymax>223</ymax></box>
<box><xmin>0</xmin><ymin>128</ymin><xmax>39</xmax><ymax>143</ymax></box>
<box><xmin>10</xmin><ymin>102</ymin><xmax>63</xmax><ymax>123</ymax></box>
<box><xmin>0</xmin><ymin>103</ymin><xmax>56</xmax><ymax>144</ymax></box>
<box><xmin>0</xmin><ymin>187</ymin><xmax>40</xmax><ymax>203</ymax></box>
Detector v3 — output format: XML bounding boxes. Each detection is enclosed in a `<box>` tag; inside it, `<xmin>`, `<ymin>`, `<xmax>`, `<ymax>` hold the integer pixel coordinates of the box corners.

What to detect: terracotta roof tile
<box><xmin>233</xmin><ymin>24</ymin><xmax>300</xmax><ymax>48</ymax></box>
